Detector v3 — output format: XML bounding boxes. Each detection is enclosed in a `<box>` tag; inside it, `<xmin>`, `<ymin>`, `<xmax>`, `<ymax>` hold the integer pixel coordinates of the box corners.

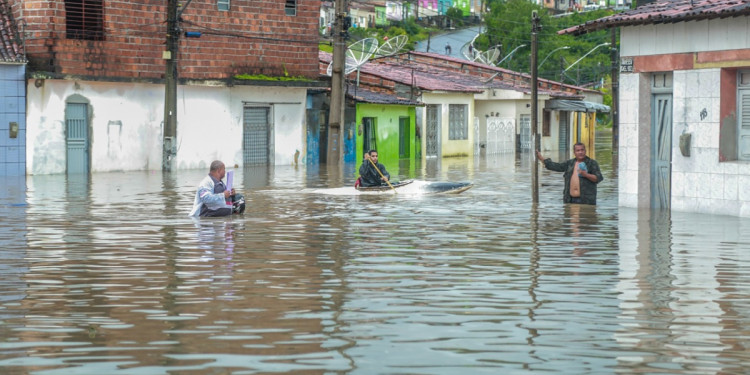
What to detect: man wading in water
<box><xmin>536</xmin><ymin>142</ymin><xmax>603</xmax><ymax>205</ymax></box>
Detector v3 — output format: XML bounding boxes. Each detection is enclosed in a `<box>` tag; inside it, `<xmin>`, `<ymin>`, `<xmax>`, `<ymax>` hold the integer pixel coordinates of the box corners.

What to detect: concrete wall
<box><xmin>0</xmin><ymin>64</ymin><xmax>26</xmax><ymax>176</ymax></box>
<box><xmin>26</xmin><ymin>79</ymin><xmax>307</xmax><ymax>174</ymax></box>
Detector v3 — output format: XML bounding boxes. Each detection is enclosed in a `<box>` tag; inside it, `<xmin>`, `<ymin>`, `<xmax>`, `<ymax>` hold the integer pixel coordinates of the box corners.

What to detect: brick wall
<box><xmin>13</xmin><ymin>0</ymin><xmax>321</xmax><ymax>80</ymax></box>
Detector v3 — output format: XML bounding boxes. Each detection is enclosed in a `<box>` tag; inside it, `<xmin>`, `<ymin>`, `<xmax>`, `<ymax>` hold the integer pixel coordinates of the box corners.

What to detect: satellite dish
<box><xmin>374</xmin><ymin>35</ymin><xmax>407</xmax><ymax>57</ymax></box>
<box><xmin>326</xmin><ymin>38</ymin><xmax>379</xmax><ymax>76</ymax></box>
<box><xmin>326</xmin><ymin>56</ymin><xmax>359</xmax><ymax>76</ymax></box>
<box><xmin>474</xmin><ymin>47</ymin><xmax>500</xmax><ymax>65</ymax></box>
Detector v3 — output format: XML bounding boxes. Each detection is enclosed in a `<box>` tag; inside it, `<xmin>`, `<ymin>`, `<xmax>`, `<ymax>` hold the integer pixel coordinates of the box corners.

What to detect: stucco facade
<box><xmin>26</xmin><ymin>80</ymin><xmax>308</xmax><ymax>174</ymax></box>
<box><xmin>420</xmin><ymin>92</ymin><xmax>475</xmax><ymax>158</ymax></box>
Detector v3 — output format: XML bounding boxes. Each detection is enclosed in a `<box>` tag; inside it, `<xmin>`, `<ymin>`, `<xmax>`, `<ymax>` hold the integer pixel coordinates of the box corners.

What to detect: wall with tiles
<box><xmin>0</xmin><ymin>64</ymin><xmax>26</xmax><ymax>176</ymax></box>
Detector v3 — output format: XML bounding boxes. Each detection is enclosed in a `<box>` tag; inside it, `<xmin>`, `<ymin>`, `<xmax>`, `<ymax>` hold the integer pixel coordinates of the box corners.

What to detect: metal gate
<box><xmin>651</xmin><ymin>93</ymin><xmax>672</xmax><ymax>209</ymax></box>
<box><xmin>425</xmin><ymin>104</ymin><xmax>439</xmax><ymax>157</ymax></box>
<box><xmin>519</xmin><ymin>114</ymin><xmax>531</xmax><ymax>151</ymax></box>
<box><xmin>243</xmin><ymin>106</ymin><xmax>270</xmax><ymax>166</ymax></box>
<box><xmin>558</xmin><ymin>111</ymin><xmax>569</xmax><ymax>151</ymax></box>
<box><xmin>66</xmin><ymin>103</ymin><xmax>89</xmax><ymax>174</ymax></box>
<box><xmin>739</xmin><ymin>88</ymin><xmax>750</xmax><ymax>161</ymax></box>
<box><xmin>486</xmin><ymin>118</ymin><xmax>515</xmax><ymax>154</ymax></box>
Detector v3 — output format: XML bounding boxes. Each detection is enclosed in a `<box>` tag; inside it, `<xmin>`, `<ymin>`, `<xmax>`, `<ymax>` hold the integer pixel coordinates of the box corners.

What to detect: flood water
<box><xmin>2</xmin><ymin>132</ymin><xmax>750</xmax><ymax>374</ymax></box>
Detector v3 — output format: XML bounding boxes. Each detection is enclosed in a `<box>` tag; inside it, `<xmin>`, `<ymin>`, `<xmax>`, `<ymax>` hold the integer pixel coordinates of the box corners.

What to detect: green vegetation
<box><xmin>446</xmin><ymin>7</ymin><xmax>465</xmax><ymax>27</ymax></box>
<box><xmin>233</xmin><ymin>73</ymin><xmax>314</xmax><ymax>82</ymax></box>
<box><xmin>480</xmin><ymin>0</ymin><xmax>615</xmax><ymax>85</ymax></box>
<box><xmin>343</xmin><ymin>18</ymin><xmax>439</xmax><ymax>53</ymax></box>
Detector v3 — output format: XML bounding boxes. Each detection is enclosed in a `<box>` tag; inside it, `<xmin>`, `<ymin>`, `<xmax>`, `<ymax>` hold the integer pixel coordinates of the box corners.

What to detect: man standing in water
<box><xmin>536</xmin><ymin>143</ymin><xmax>603</xmax><ymax>205</ymax></box>
<box><xmin>358</xmin><ymin>150</ymin><xmax>390</xmax><ymax>187</ymax></box>
<box><xmin>189</xmin><ymin>160</ymin><xmax>244</xmax><ymax>217</ymax></box>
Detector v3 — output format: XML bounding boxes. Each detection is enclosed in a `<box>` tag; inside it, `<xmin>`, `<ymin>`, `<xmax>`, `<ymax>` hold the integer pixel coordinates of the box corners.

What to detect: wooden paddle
<box><xmin>368</xmin><ymin>158</ymin><xmax>396</xmax><ymax>193</ymax></box>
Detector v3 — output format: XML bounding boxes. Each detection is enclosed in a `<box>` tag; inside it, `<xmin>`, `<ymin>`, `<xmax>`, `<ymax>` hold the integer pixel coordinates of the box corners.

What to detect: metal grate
<box><xmin>66</xmin><ymin>103</ymin><xmax>89</xmax><ymax>174</ymax></box>
<box><xmin>65</xmin><ymin>0</ymin><xmax>104</xmax><ymax>40</ymax></box>
<box><xmin>519</xmin><ymin>114</ymin><xmax>531</xmax><ymax>151</ymax></box>
<box><xmin>558</xmin><ymin>111</ymin><xmax>569</xmax><ymax>151</ymax></box>
<box><xmin>243</xmin><ymin>107</ymin><xmax>270</xmax><ymax>166</ymax></box>
<box><xmin>448</xmin><ymin>104</ymin><xmax>467</xmax><ymax>140</ymax></box>
<box><xmin>426</xmin><ymin>105</ymin><xmax>439</xmax><ymax>157</ymax></box>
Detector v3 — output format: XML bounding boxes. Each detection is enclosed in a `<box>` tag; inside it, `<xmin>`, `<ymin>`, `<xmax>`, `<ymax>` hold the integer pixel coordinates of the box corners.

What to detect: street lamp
<box><xmin>496</xmin><ymin>44</ymin><xmax>526</xmax><ymax>67</ymax></box>
<box><xmin>563</xmin><ymin>42</ymin><xmax>611</xmax><ymax>73</ymax></box>
<box><xmin>539</xmin><ymin>46</ymin><xmax>570</xmax><ymax>68</ymax></box>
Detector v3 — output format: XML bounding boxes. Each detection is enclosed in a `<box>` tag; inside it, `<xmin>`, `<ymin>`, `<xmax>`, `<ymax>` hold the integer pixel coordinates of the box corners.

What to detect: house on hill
<box><xmin>12</xmin><ymin>0</ymin><xmax>325</xmax><ymax>175</ymax></box>
<box><xmin>561</xmin><ymin>0</ymin><xmax>750</xmax><ymax>217</ymax></box>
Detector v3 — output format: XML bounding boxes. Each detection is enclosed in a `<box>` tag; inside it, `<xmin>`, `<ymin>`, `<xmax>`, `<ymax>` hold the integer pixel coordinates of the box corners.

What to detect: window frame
<box><xmin>285</xmin><ymin>0</ymin><xmax>296</xmax><ymax>16</ymax></box>
<box><xmin>65</xmin><ymin>0</ymin><xmax>104</xmax><ymax>41</ymax></box>
<box><xmin>738</xmin><ymin>70</ymin><xmax>750</xmax><ymax>161</ymax></box>
<box><xmin>218</xmin><ymin>0</ymin><xmax>230</xmax><ymax>11</ymax></box>
<box><xmin>448</xmin><ymin>104</ymin><xmax>468</xmax><ymax>140</ymax></box>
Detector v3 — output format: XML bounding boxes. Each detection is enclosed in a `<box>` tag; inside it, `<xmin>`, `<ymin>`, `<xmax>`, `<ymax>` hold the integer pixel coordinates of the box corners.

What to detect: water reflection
<box><xmin>1</xmin><ymin>132</ymin><xmax>750</xmax><ymax>373</ymax></box>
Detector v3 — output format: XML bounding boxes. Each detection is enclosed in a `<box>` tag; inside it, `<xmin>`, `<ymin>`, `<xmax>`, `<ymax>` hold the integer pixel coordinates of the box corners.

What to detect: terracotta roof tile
<box><xmin>319</xmin><ymin>50</ymin><xmax>592</xmax><ymax>99</ymax></box>
<box><xmin>0</xmin><ymin>0</ymin><xmax>24</xmax><ymax>63</ymax></box>
<box><xmin>560</xmin><ymin>0</ymin><xmax>750</xmax><ymax>35</ymax></box>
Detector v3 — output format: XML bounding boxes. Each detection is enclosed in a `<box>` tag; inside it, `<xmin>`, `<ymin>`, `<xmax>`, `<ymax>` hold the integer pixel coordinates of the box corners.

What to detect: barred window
<box><xmin>449</xmin><ymin>104</ymin><xmax>468</xmax><ymax>140</ymax></box>
<box><xmin>65</xmin><ymin>0</ymin><xmax>104</xmax><ymax>40</ymax></box>
<box><xmin>218</xmin><ymin>0</ymin><xmax>230</xmax><ymax>11</ymax></box>
<box><xmin>285</xmin><ymin>0</ymin><xmax>296</xmax><ymax>16</ymax></box>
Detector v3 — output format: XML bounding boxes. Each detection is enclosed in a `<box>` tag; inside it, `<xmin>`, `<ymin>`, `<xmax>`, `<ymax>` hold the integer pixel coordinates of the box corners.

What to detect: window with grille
<box><xmin>739</xmin><ymin>71</ymin><xmax>750</xmax><ymax>161</ymax></box>
<box><xmin>65</xmin><ymin>0</ymin><xmax>104</xmax><ymax>40</ymax></box>
<box><xmin>218</xmin><ymin>0</ymin><xmax>230</xmax><ymax>11</ymax></box>
<box><xmin>285</xmin><ymin>0</ymin><xmax>296</xmax><ymax>16</ymax></box>
<box><xmin>449</xmin><ymin>104</ymin><xmax>468</xmax><ymax>140</ymax></box>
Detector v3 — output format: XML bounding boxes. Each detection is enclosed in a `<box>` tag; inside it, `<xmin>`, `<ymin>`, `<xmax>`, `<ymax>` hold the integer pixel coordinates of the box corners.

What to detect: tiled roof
<box><xmin>0</xmin><ymin>0</ymin><xmax>24</xmax><ymax>63</ymax></box>
<box><xmin>319</xmin><ymin>50</ymin><xmax>589</xmax><ymax>100</ymax></box>
<box><xmin>560</xmin><ymin>0</ymin><xmax>750</xmax><ymax>35</ymax></box>
<box><xmin>320</xmin><ymin>51</ymin><xmax>482</xmax><ymax>93</ymax></box>
<box><xmin>346</xmin><ymin>84</ymin><xmax>421</xmax><ymax>105</ymax></box>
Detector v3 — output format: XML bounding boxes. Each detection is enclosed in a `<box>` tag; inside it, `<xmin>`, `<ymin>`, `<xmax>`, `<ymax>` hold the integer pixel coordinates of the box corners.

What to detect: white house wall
<box><xmin>26</xmin><ymin>80</ymin><xmax>307</xmax><ymax>175</ymax></box>
<box><xmin>618</xmin><ymin>17</ymin><xmax>750</xmax><ymax>217</ymax></box>
<box><xmin>421</xmin><ymin>92</ymin><xmax>475</xmax><ymax>157</ymax></box>
<box><xmin>618</xmin><ymin>67</ymin><xmax>750</xmax><ymax>216</ymax></box>
<box><xmin>620</xmin><ymin>17</ymin><xmax>749</xmax><ymax>57</ymax></box>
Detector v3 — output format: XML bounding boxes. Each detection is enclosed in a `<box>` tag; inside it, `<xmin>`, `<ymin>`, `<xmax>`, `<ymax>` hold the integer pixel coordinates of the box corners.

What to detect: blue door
<box><xmin>66</xmin><ymin>103</ymin><xmax>89</xmax><ymax>174</ymax></box>
<box><xmin>651</xmin><ymin>93</ymin><xmax>672</xmax><ymax>209</ymax></box>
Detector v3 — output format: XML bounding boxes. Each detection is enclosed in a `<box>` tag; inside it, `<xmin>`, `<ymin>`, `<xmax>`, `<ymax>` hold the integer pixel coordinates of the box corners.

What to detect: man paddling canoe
<box><xmin>357</xmin><ymin>149</ymin><xmax>390</xmax><ymax>188</ymax></box>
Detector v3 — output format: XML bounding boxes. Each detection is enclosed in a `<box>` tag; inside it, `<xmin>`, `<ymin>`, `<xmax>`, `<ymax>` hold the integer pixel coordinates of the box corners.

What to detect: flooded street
<box><xmin>2</xmin><ymin>133</ymin><xmax>750</xmax><ymax>374</ymax></box>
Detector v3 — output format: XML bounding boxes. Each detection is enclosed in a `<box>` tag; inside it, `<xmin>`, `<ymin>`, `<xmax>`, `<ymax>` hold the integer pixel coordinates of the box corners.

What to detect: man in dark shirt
<box><xmin>536</xmin><ymin>143</ymin><xmax>603</xmax><ymax>205</ymax></box>
<box><xmin>358</xmin><ymin>150</ymin><xmax>390</xmax><ymax>187</ymax></box>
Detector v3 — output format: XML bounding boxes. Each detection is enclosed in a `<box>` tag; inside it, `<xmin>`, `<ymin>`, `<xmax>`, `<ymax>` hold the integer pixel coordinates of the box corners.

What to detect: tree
<box><xmin>481</xmin><ymin>0</ymin><xmax>615</xmax><ymax>85</ymax></box>
<box><xmin>446</xmin><ymin>7</ymin><xmax>464</xmax><ymax>27</ymax></box>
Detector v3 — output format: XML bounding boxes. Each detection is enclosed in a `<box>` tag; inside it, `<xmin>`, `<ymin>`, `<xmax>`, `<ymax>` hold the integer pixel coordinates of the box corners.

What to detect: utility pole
<box><xmin>327</xmin><ymin>0</ymin><xmax>347</xmax><ymax>165</ymax></box>
<box><xmin>611</xmin><ymin>27</ymin><xmax>619</xmax><ymax>153</ymax></box>
<box><xmin>531</xmin><ymin>11</ymin><xmax>540</xmax><ymax>204</ymax></box>
<box><xmin>162</xmin><ymin>0</ymin><xmax>179</xmax><ymax>171</ymax></box>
